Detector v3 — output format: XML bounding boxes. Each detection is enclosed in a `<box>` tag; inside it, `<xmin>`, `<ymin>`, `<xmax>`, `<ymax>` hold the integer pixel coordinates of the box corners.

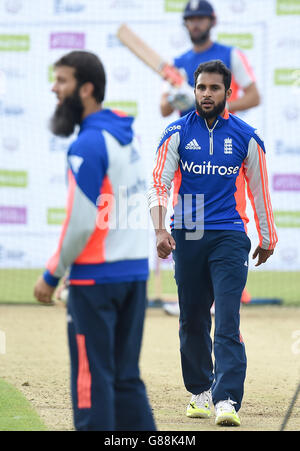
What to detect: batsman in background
<box><xmin>161</xmin><ymin>0</ymin><xmax>259</xmax><ymax>315</ymax></box>
<box><xmin>160</xmin><ymin>0</ymin><xmax>260</xmax><ymax>117</ymax></box>
<box><xmin>34</xmin><ymin>51</ymin><xmax>156</xmax><ymax>432</ymax></box>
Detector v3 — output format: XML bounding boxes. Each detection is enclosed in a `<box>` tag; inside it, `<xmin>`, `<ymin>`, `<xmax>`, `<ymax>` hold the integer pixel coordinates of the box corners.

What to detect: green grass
<box><xmin>0</xmin><ymin>379</ymin><xmax>47</xmax><ymax>431</ymax></box>
<box><xmin>148</xmin><ymin>270</ymin><xmax>300</xmax><ymax>306</ymax></box>
<box><xmin>0</xmin><ymin>269</ymin><xmax>42</xmax><ymax>303</ymax></box>
<box><xmin>0</xmin><ymin>268</ymin><xmax>299</xmax><ymax>306</ymax></box>
<box><xmin>246</xmin><ymin>271</ymin><xmax>300</xmax><ymax>304</ymax></box>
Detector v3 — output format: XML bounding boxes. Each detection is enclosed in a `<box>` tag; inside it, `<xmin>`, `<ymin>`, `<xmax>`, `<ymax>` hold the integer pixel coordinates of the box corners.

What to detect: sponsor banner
<box><xmin>53</xmin><ymin>0</ymin><xmax>86</xmax><ymax>15</ymax></box>
<box><xmin>275</xmin><ymin>140</ymin><xmax>300</xmax><ymax>155</ymax></box>
<box><xmin>3</xmin><ymin>0</ymin><xmax>24</xmax><ymax>14</ymax></box>
<box><xmin>49</xmin><ymin>32</ymin><xmax>85</xmax><ymax>49</ymax></box>
<box><xmin>0</xmin><ymin>243</ymin><xmax>27</xmax><ymax>266</ymax></box>
<box><xmin>47</xmin><ymin>208</ymin><xmax>66</xmax><ymax>225</ymax></box>
<box><xmin>0</xmin><ymin>102</ymin><xmax>24</xmax><ymax>116</ymax></box>
<box><xmin>164</xmin><ymin>0</ymin><xmax>185</xmax><ymax>12</ymax></box>
<box><xmin>276</xmin><ymin>0</ymin><xmax>300</xmax><ymax>15</ymax></box>
<box><xmin>274</xmin><ymin>211</ymin><xmax>300</xmax><ymax>228</ymax></box>
<box><xmin>0</xmin><ymin>233</ymin><xmax>61</xmax><ymax>268</ymax></box>
<box><xmin>217</xmin><ymin>33</ymin><xmax>254</xmax><ymax>50</ymax></box>
<box><xmin>273</xmin><ymin>174</ymin><xmax>300</xmax><ymax>191</ymax></box>
<box><xmin>48</xmin><ymin>65</ymin><xmax>54</xmax><ymax>83</ymax></box>
<box><xmin>274</xmin><ymin>68</ymin><xmax>300</xmax><ymax>85</ymax></box>
<box><xmin>0</xmin><ymin>170</ymin><xmax>27</xmax><ymax>187</ymax></box>
<box><xmin>0</xmin><ymin>34</ymin><xmax>30</xmax><ymax>51</ymax></box>
<box><xmin>0</xmin><ymin>206</ymin><xmax>27</xmax><ymax>224</ymax></box>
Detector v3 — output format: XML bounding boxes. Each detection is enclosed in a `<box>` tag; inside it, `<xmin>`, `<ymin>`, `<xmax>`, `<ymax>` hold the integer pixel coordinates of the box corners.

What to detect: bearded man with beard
<box><xmin>50</xmin><ymin>84</ymin><xmax>84</xmax><ymax>138</ymax></box>
<box><xmin>148</xmin><ymin>60</ymin><xmax>277</xmax><ymax>427</ymax></box>
<box><xmin>34</xmin><ymin>51</ymin><xmax>156</xmax><ymax>432</ymax></box>
<box><xmin>160</xmin><ymin>0</ymin><xmax>260</xmax><ymax>118</ymax></box>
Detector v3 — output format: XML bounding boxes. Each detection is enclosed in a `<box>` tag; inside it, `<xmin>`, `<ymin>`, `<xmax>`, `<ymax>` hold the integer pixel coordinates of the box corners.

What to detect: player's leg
<box><xmin>208</xmin><ymin>230</ymin><xmax>251</xmax><ymax>413</ymax></box>
<box><xmin>67</xmin><ymin>284</ymin><xmax>119</xmax><ymax>431</ymax></box>
<box><xmin>114</xmin><ymin>281</ymin><xmax>156</xmax><ymax>431</ymax></box>
<box><xmin>66</xmin><ymin>301</ymin><xmax>79</xmax><ymax>429</ymax></box>
<box><xmin>172</xmin><ymin>229</ymin><xmax>215</xmax><ymax>396</ymax></box>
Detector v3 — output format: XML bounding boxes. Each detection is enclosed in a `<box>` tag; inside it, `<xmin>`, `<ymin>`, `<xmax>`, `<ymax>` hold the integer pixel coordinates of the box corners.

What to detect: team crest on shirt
<box><xmin>224</xmin><ymin>138</ymin><xmax>233</xmax><ymax>154</ymax></box>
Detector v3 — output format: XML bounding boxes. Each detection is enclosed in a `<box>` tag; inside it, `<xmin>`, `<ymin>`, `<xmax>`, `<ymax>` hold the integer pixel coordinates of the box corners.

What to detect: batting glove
<box><xmin>168</xmin><ymin>82</ymin><xmax>195</xmax><ymax>111</ymax></box>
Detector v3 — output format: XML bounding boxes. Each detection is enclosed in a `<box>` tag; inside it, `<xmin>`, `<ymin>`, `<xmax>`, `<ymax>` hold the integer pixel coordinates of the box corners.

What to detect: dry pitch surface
<box><xmin>0</xmin><ymin>303</ymin><xmax>299</xmax><ymax>431</ymax></box>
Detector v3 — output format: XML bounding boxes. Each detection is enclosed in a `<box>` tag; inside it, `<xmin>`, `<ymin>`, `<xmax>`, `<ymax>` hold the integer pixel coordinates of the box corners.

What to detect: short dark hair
<box><xmin>54</xmin><ymin>50</ymin><xmax>106</xmax><ymax>103</ymax></box>
<box><xmin>194</xmin><ymin>60</ymin><xmax>232</xmax><ymax>91</ymax></box>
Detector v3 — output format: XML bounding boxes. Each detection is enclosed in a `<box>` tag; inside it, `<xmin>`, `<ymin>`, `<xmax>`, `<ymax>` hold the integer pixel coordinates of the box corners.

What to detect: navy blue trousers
<box><xmin>172</xmin><ymin>230</ymin><xmax>251</xmax><ymax>411</ymax></box>
<box><xmin>67</xmin><ymin>281</ymin><xmax>156</xmax><ymax>431</ymax></box>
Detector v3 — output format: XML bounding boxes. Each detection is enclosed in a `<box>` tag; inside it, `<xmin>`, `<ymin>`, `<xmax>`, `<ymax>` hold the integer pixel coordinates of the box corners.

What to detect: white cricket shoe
<box><xmin>215</xmin><ymin>399</ymin><xmax>241</xmax><ymax>426</ymax></box>
<box><xmin>163</xmin><ymin>301</ymin><xmax>180</xmax><ymax>316</ymax></box>
<box><xmin>163</xmin><ymin>301</ymin><xmax>215</xmax><ymax>316</ymax></box>
<box><xmin>186</xmin><ymin>390</ymin><xmax>212</xmax><ymax>418</ymax></box>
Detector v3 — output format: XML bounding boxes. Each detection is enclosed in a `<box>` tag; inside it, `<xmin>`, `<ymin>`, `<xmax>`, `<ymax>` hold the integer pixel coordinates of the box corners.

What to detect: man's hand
<box><xmin>156</xmin><ymin>230</ymin><xmax>176</xmax><ymax>259</ymax></box>
<box><xmin>252</xmin><ymin>246</ymin><xmax>274</xmax><ymax>267</ymax></box>
<box><xmin>34</xmin><ymin>276</ymin><xmax>56</xmax><ymax>304</ymax></box>
<box><xmin>167</xmin><ymin>81</ymin><xmax>195</xmax><ymax>111</ymax></box>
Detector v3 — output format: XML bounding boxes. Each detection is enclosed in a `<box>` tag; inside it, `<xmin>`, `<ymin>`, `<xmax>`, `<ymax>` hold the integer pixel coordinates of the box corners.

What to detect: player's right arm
<box><xmin>148</xmin><ymin>125</ymin><xmax>181</xmax><ymax>257</ymax></box>
<box><xmin>150</xmin><ymin>205</ymin><xmax>176</xmax><ymax>258</ymax></box>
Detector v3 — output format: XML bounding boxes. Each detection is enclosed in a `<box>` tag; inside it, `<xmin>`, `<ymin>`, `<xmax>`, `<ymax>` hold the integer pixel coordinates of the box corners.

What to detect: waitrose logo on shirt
<box><xmin>0</xmin><ymin>35</ymin><xmax>30</xmax><ymax>51</ymax></box>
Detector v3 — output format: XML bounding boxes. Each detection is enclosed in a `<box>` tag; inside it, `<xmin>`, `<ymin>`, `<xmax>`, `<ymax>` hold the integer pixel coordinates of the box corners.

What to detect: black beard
<box><xmin>196</xmin><ymin>95</ymin><xmax>227</xmax><ymax>120</ymax></box>
<box><xmin>50</xmin><ymin>88</ymin><xmax>84</xmax><ymax>137</ymax></box>
<box><xmin>190</xmin><ymin>28</ymin><xmax>211</xmax><ymax>46</ymax></box>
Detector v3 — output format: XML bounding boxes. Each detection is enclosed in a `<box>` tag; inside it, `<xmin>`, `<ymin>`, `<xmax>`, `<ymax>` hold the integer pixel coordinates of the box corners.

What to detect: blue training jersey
<box><xmin>44</xmin><ymin>109</ymin><xmax>149</xmax><ymax>287</ymax></box>
<box><xmin>148</xmin><ymin>110</ymin><xmax>277</xmax><ymax>251</ymax></box>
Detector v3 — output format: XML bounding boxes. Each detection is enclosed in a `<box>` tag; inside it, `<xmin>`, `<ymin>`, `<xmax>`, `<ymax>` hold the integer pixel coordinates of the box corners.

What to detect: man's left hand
<box><xmin>252</xmin><ymin>246</ymin><xmax>274</xmax><ymax>267</ymax></box>
<box><xmin>34</xmin><ymin>276</ymin><xmax>56</xmax><ymax>304</ymax></box>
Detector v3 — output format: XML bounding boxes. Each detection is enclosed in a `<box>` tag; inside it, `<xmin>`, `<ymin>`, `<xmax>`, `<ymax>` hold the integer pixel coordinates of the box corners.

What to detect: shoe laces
<box><xmin>216</xmin><ymin>398</ymin><xmax>237</xmax><ymax>413</ymax></box>
<box><xmin>191</xmin><ymin>390</ymin><xmax>211</xmax><ymax>408</ymax></box>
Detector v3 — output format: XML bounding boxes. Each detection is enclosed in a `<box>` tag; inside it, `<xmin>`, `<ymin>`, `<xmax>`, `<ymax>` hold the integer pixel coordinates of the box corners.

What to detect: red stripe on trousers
<box><xmin>69</xmin><ymin>279</ymin><xmax>95</xmax><ymax>286</ymax></box>
<box><xmin>76</xmin><ymin>334</ymin><xmax>92</xmax><ymax>409</ymax></box>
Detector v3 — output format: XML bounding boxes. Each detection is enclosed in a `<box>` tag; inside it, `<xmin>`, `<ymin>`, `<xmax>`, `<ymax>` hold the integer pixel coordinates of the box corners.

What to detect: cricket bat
<box><xmin>117</xmin><ymin>24</ymin><xmax>185</xmax><ymax>87</ymax></box>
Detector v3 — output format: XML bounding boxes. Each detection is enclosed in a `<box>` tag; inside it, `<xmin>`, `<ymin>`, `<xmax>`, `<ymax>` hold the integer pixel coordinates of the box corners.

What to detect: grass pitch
<box><xmin>148</xmin><ymin>269</ymin><xmax>300</xmax><ymax>306</ymax></box>
<box><xmin>0</xmin><ymin>379</ymin><xmax>47</xmax><ymax>431</ymax></box>
<box><xmin>0</xmin><ymin>268</ymin><xmax>299</xmax><ymax>305</ymax></box>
